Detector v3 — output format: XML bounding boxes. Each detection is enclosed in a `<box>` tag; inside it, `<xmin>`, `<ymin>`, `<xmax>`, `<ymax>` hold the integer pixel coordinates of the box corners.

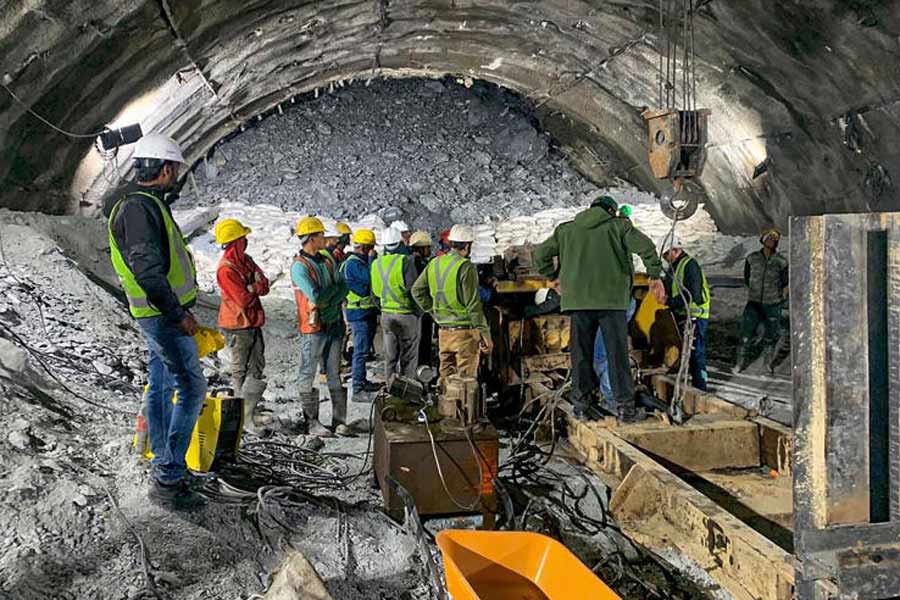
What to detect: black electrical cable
<box><xmin>1</xmin><ymin>81</ymin><xmax>108</xmax><ymax>139</ymax></box>
<box><xmin>0</xmin><ymin>321</ymin><xmax>135</xmax><ymax>416</ymax></box>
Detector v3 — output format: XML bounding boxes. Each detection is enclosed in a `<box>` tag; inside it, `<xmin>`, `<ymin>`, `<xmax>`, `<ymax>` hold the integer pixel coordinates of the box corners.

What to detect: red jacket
<box><xmin>217</xmin><ymin>242</ymin><xmax>269</xmax><ymax>330</ymax></box>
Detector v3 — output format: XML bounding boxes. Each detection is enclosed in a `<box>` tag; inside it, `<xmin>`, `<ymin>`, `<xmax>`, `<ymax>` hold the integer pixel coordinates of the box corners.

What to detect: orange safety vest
<box><xmin>217</xmin><ymin>258</ymin><xmax>267</xmax><ymax>330</ymax></box>
<box><xmin>292</xmin><ymin>253</ymin><xmax>336</xmax><ymax>334</ymax></box>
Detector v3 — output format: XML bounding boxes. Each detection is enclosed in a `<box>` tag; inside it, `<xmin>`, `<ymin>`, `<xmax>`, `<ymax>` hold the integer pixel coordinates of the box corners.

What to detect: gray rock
<box><xmin>8</xmin><ymin>430</ymin><xmax>30</xmax><ymax>450</ymax></box>
<box><xmin>316</xmin><ymin>121</ymin><xmax>333</xmax><ymax>135</ymax></box>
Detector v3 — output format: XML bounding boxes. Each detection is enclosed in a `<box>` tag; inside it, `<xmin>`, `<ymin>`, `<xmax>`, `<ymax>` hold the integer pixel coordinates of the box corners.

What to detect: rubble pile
<box><xmin>184</xmin><ymin>78</ymin><xmax>600</xmax><ymax>228</ymax></box>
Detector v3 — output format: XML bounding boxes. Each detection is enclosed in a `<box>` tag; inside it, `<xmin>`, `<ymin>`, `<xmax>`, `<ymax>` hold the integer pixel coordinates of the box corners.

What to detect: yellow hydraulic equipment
<box><xmin>133</xmin><ymin>391</ymin><xmax>244</xmax><ymax>472</ymax></box>
<box><xmin>436</xmin><ymin>530</ymin><xmax>622</xmax><ymax>600</ymax></box>
<box><xmin>132</xmin><ymin>325</ymin><xmax>241</xmax><ymax>473</ymax></box>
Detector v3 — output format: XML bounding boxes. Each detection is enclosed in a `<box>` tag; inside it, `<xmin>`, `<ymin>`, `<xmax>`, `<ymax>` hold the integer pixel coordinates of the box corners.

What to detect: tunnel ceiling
<box><xmin>1</xmin><ymin>0</ymin><xmax>899</xmax><ymax>233</ymax></box>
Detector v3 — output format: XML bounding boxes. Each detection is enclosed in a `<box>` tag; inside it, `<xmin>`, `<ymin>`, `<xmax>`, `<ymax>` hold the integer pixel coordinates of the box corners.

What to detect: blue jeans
<box><xmin>137</xmin><ymin>316</ymin><xmax>207</xmax><ymax>485</ymax></box>
<box><xmin>348</xmin><ymin>317</ymin><xmax>376</xmax><ymax>391</ymax></box>
<box><xmin>593</xmin><ymin>299</ymin><xmax>637</xmax><ymax>405</ymax></box>
<box><xmin>298</xmin><ymin>323</ymin><xmax>343</xmax><ymax>395</ymax></box>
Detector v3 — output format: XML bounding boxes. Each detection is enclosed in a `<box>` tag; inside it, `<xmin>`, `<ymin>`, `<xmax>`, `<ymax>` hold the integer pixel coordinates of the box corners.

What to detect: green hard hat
<box><xmin>591</xmin><ymin>195</ymin><xmax>618</xmax><ymax>212</ymax></box>
<box><xmin>618</xmin><ymin>204</ymin><xmax>633</xmax><ymax>218</ymax></box>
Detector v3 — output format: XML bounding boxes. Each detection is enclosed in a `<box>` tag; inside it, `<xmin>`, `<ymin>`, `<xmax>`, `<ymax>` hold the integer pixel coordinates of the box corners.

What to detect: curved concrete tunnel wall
<box><xmin>1</xmin><ymin>0</ymin><xmax>898</xmax><ymax>233</ymax></box>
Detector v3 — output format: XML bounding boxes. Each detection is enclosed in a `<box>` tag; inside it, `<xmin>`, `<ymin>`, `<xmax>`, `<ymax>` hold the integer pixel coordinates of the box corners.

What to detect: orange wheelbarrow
<box><xmin>436</xmin><ymin>530</ymin><xmax>621</xmax><ymax>600</ymax></box>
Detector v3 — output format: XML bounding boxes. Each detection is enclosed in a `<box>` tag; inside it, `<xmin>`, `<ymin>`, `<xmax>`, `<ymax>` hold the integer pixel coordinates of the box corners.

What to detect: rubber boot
<box><xmin>732</xmin><ymin>341</ymin><xmax>748</xmax><ymax>374</ymax></box>
<box><xmin>240</xmin><ymin>376</ymin><xmax>271</xmax><ymax>435</ymax></box>
<box><xmin>331</xmin><ymin>387</ymin><xmax>353</xmax><ymax>437</ymax></box>
<box><xmin>762</xmin><ymin>346</ymin><xmax>776</xmax><ymax>377</ymax></box>
<box><xmin>301</xmin><ymin>391</ymin><xmax>331</xmax><ymax>437</ymax></box>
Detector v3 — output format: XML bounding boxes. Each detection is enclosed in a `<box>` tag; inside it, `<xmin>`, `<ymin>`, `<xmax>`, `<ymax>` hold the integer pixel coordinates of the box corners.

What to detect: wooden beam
<box><xmin>614</xmin><ymin>418</ymin><xmax>761</xmax><ymax>471</ymax></box>
<box><xmin>568</xmin><ymin>417</ymin><xmax>795</xmax><ymax>600</ymax></box>
<box><xmin>756</xmin><ymin>416</ymin><xmax>793</xmax><ymax>476</ymax></box>
<box><xmin>650</xmin><ymin>374</ymin><xmax>754</xmax><ymax>419</ymax></box>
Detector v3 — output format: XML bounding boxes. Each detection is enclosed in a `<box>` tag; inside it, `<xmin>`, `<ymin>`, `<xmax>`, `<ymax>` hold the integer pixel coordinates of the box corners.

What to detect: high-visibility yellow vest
<box><xmin>427</xmin><ymin>254</ymin><xmax>472</xmax><ymax>327</ymax></box>
<box><xmin>672</xmin><ymin>256</ymin><xmax>710</xmax><ymax>320</ymax></box>
<box><xmin>339</xmin><ymin>254</ymin><xmax>376</xmax><ymax>311</ymax></box>
<box><xmin>371</xmin><ymin>254</ymin><xmax>414</xmax><ymax>314</ymax></box>
<box><xmin>108</xmin><ymin>191</ymin><xmax>198</xmax><ymax>318</ymax></box>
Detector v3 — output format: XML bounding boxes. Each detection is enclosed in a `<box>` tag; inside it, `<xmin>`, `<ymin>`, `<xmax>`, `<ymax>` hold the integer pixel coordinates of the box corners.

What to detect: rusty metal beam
<box><xmin>791</xmin><ymin>213</ymin><xmax>900</xmax><ymax>599</ymax></box>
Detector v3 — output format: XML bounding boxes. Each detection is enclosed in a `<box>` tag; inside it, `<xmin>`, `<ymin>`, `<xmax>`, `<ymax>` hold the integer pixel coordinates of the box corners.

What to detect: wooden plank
<box><xmin>568</xmin><ymin>418</ymin><xmax>795</xmax><ymax>600</ymax></box>
<box><xmin>756</xmin><ymin>416</ymin><xmax>793</xmax><ymax>476</ymax></box>
<box><xmin>650</xmin><ymin>374</ymin><xmax>753</xmax><ymax>419</ymax></box>
<box><xmin>614</xmin><ymin>419</ymin><xmax>761</xmax><ymax>472</ymax></box>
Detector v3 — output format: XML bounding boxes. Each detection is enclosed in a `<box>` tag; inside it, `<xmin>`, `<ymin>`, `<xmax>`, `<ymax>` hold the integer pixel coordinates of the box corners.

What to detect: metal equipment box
<box><xmin>374</xmin><ymin>400</ymin><xmax>498</xmax><ymax>523</ymax></box>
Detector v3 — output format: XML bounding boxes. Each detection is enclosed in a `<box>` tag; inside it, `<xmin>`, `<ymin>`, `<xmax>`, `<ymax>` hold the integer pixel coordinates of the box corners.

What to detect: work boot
<box><xmin>240</xmin><ymin>376</ymin><xmax>272</xmax><ymax>434</ymax></box>
<box><xmin>149</xmin><ymin>479</ymin><xmax>207</xmax><ymax>511</ymax></box>
<box><xmin>358</xmin><ymin>380</ymin><xmax>381</xmax><ymax>393</ymax></box>
<box><xmin>732</xmin><ymin>341</ymin><xmax>748</xmax><ymax>374</ymax></box>
<box><xmin>617</xmin><ymin>406</ymin><xmax>647</xmax><ymax>425</ymax></box>
<box><xmin>331</xmin><ymin>388</ymin><xmax>354</xmax><ymax>437</ymax></box>
<box><xmin>301</xmin><ymin>391</ymin><xmax>333</xmax><ymax>438</ymax></box>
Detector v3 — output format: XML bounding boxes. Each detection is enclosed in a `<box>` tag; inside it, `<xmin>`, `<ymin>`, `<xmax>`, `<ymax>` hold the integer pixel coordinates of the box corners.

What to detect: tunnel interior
<box><xmin>2</xmin><ymin>0</ymin><xmax>898</xmax><ymax>233</ymax></box>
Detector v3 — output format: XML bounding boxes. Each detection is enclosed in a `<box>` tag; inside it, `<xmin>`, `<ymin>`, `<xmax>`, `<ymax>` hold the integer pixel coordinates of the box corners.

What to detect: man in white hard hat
<box><xmin>412</xmin><ymin>224</ymin><xmax>492</xmax><ymax>387</ymax></box>
<box><xmin>661</xmin><ymin>234</ymin><xmax>711</xmax><ymax>390</ymax></box>
<box><xmin>389</xmin><ymin>220</ymin><xmax>412</xmax><ymax>255</ymax></box>
<box><xmin>372</xmin><ymin>226</ymin><xmax>421</xmax><ymax>382</ymax></box>
<box><xmin>103</xmin><ymin>133</ymin><xmax>206</xmax><ymax>510</ymax></box>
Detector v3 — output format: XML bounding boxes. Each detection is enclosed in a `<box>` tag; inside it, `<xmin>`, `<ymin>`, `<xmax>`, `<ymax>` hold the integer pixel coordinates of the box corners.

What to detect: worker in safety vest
<box><xmin>340</xmin><ymin>229</ymin><xmax>381</xmax><ymax>398</ymax></box>
<box><xmin>214</xmin><ymin>218</ymin><xmax>271</xmax><ymax>433</ymax></box>
<box><xmin>322</xmin><ymin>222</ymin><xmax>344</xmax><ymax>264</ymax></box>
<box><xmin>371</xmin><ymin>227</ymin><xmax>421</xmax><ymax>381</ymax></box>
<box><xmin>734</xmin><ymin>228</ymin><xmax>789</xmax><ymax>374</ymax></box>
<box><xmin>291</xmin><ymin>217</ymin><xmax>350</xmax><ymax>436</ymax></box>
<box><xmin>534</xmin><ymin>195</ymin><xmax>664</xmax><ymax>424</ymax></box>
<box><xmin>104</xmin><ymin>134</ymin><xmax>206</xmax><ymax>511</ymax></box>
<box><xmin>661</xmin><ymin>235</ymin><xmax>711</xmax><ymax>391</ymax></box>
<box><xmin>333</xmin><ymin>222</ymin><xmax>352</xmax><ymax>263</ymax></box>
<box><xmin>411</xmin><ymin>224</ymin><xmax>492</xmax><ymax>387</ymax></box>
<box><xmin>409</xmin><ymin>231</ymin><xmax>435</xmax><ymax>367</ymax></box>
<box><xmin>389</xmin><ymin>220</ymin><xmax>413</xmax><ymax>255</ymax></box>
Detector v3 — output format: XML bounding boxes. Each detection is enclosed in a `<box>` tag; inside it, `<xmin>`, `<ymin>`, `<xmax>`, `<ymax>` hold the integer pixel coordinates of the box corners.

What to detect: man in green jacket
<box><xmin>534</xmin><ymin>196</ymin><xmax>665</xmax><ymax>423</ymax></box>
<box><xmin>734</xmin><ymin>228</ymin><xmax>789</xmax><ymax>374</ymax></box>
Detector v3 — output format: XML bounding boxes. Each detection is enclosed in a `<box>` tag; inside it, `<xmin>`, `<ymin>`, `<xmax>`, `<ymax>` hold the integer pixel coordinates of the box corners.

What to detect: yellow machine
<box><xmin>132</xmin><ymin>325</ymin><xmax>240</xmax><ymax>473</ymax></box>
<box><xmin>133</xmin><ymin>391</ymin><xmax>244</xmax><ymax>472</ymax></box>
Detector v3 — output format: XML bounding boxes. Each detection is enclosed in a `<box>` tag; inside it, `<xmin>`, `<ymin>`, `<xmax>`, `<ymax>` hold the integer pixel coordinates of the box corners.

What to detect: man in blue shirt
<box><xmin>340</xmin><ymin>229</ymin><xmax>381</xmax><ymax>398</ymax></box>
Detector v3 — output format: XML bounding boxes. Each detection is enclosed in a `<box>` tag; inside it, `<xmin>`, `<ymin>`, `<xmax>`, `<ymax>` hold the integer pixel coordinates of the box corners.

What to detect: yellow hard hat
<box><xmin>352</xmin><ymin>228</ymin><xmax>376</xmax><ymax>246</ymax></box>
<box><xmin>409</xmin><ymin>231</ymin><xmax>432</xmax><ymax>247</ymax></box>
<box><xmin>194</xmin><ymin>326</ymin><xmax>225</xmax><ymax>358</ymax></box>
<box><xmin>336</xmin><ymin>222</ymin><xmax>352</xmax><ymax>235</ymax></box>
<box><xmin>214</xmin><ymin>218</ymin><xmax>252</xmax><ymax>245</ymax></box>
<box><xmin>296</xmin><ymin>216</ymin><xmax>325</xmax><ymax>237</ymax></box>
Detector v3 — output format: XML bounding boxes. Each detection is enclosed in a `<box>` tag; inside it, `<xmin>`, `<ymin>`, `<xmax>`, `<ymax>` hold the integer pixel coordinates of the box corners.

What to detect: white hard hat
<box><xmin>448</xmin><ymin>224</ymin><xmax>475</xmax><ymax>243</ymax></box>
<box><xmin>323</xmin><ymin>223</ymin><xmax>340</xmax><ymax>238</ymax></box>
<box><xmin>390</xmin><ymin>220</ymin><xmax>411</xmax><ymax>233</ymax></box>
<box><xmin>133</xmin><ymin>133</ymin><xmax>185</xmax><ymax>163</ymax></box>
<box><xmin>659</xmin><ymin>233</ymin><xmax>684</xmax><ymax>254</ymax></box>
<box><xmin>381</xmin><ymin>226</ymin><xmax>403</xmax><ymax>246</ymax></box>
<box><xmin>535</xmin><ymin>288</ymin><xmax>551</xmax><ymax>305</ymax></box>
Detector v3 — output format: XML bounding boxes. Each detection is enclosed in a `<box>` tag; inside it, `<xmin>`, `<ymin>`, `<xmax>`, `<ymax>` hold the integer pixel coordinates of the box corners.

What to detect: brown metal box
<box><xmin>374</xmin><ymin>404</ymin><xmax>498</xmax><ymax>522</ymax></box>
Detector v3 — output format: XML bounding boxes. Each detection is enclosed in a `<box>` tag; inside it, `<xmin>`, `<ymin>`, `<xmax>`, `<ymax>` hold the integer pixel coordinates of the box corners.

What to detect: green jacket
<box><xmin>534</xmin><ymin>207</ymin><xmax>662</xmax><ymax>311</ymax></box>
<box><xmin>744</xmin><ymin>250</ymin><xmax>788</xmax><ymax>306</ymax></box>
<box><xmin>411</xmin><ymin>252</ymin><xmax>491</xmax><ymax>340</ymax></box>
